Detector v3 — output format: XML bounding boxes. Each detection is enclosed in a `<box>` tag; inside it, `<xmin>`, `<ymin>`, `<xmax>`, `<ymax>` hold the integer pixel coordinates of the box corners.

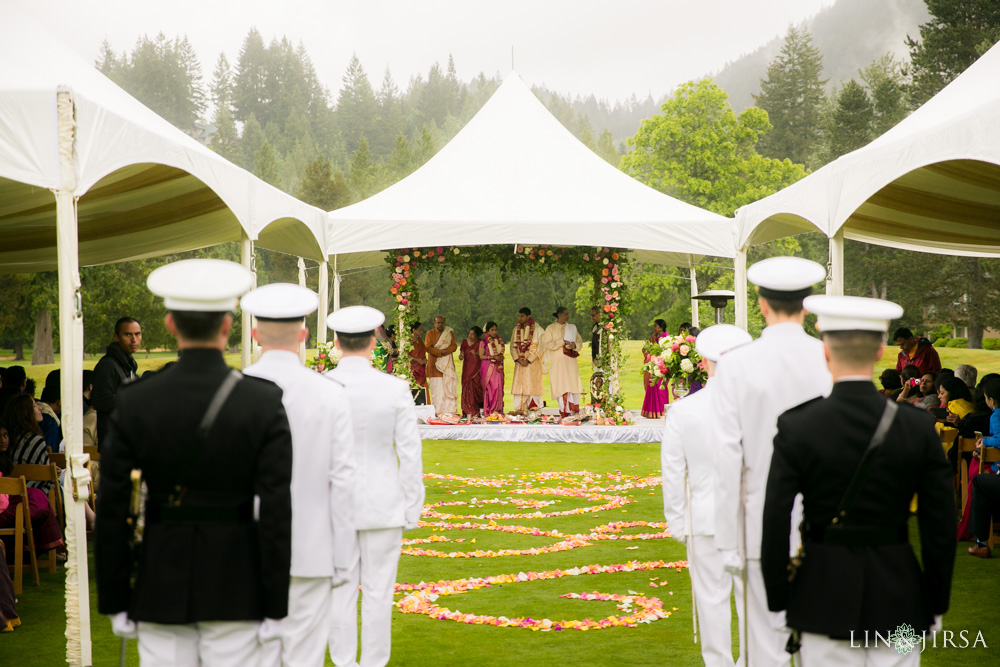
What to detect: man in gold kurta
<box><xmin>424</xmin><ymin>315</ymin><xmax>458</xmax><ymax>415</ymax></box>
<box><xmin>542</xmin><ymin>307</ymin><xmax>584</xmax><ymax>417</ymax></box>
<box><xmin>509</xmin><ymin>307</ymin><xmax>544</xmax><ymax>414</ymax></box>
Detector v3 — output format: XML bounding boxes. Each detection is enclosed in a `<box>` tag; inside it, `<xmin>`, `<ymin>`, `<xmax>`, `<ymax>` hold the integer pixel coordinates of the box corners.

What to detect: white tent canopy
<box><xmin>327</xmin><ymin>72</ymin><xmax>737</xmax><ymax>270</ymax></box>
<box><xmin>0</xmin><ymin>7</ymin><xmax>328</xmax><ymax>271</ymax></box>
<box><xmin>736</xmin><ymin>39</ymin><xmax>1000</xmax><ymax>257</ymax></box>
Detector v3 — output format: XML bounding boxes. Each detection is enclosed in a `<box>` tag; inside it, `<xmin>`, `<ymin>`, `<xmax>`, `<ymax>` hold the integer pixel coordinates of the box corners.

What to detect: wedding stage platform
<box><xmin>414</xmin><ymin>406</ymin><xmax>666</xmax><ymax>443</ymax></box>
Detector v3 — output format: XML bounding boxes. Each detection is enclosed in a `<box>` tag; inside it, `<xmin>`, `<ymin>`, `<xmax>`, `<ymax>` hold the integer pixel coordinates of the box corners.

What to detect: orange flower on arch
<box><xmin>603</xmin><ymin>304</ymin><xmax>611</xmax><ymax>312</ymax></box>
<box><xmin>611</xmin><ymin>252</ymin><xmax>619</xmax><ymax>260</ymax></box>
<box><xmin>601</xmin><ymin>269</ymin><xmax>609</xmax><ymax>276</ymax></box>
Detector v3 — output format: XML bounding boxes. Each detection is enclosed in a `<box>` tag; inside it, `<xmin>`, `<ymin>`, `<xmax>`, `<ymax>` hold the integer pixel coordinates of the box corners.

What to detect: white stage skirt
<box><xmin>417</xmin><ymin>413</ymin><xmax>664</xmax><ymax>443</ymax></box>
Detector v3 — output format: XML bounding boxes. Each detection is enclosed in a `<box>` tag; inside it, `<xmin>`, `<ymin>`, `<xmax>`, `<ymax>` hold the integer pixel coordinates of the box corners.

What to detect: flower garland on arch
<box><xmin>386</xmin><ymin>245</ymin><xmax>631</xmax><ymax>409</ymax></box>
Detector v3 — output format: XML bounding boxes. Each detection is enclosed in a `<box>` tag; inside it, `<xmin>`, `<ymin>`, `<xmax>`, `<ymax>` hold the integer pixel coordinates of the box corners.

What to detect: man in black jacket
<box><xmin>762</xmin><ymin>295</ymin><xmax>955</xmax><ymax>665</ymax></box>
<box><xmin>92</xmin><ymin>316</ymin><xmax>141</xmax><ymax>450</ymax></box>
<box><xmin>96</xmin><ymin>259</ymin><xmax>293</xmax><ymax>666</ymax></box>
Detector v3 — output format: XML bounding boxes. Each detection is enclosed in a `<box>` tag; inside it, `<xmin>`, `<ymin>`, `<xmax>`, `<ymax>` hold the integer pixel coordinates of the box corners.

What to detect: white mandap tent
<box><xmin>0</xmin><ymin>8</ymin><xmax>328</xmax><ymax>664</ymax></box>
<box><xmin>735</xmin><ymin>38</ymin><xmax>1000</xmax><ymax>311</ymax></box>
<box><xmin>326</xmin><ymin>72</ymin><xmax>739</xmax><ymax>326</ymax></box>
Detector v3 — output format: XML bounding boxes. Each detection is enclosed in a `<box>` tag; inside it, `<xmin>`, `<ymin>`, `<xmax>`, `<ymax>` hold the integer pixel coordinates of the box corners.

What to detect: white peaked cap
<box><xmin>327</xmin><ymin>305</ymin><xmax>385</xmax><ymax>334</ymax></box>
<box><xmin>147</xmin><ymin>259</ymin><xmax>253</xmax><ymax>312</ymax></box>
<box><xmin>747</xmin><ymin>256</ymin><xmax>827</xmax><ymax>296</ymax></box>
<box><xmin>240</xmin><ymin>283</ymin><xmax>318</xmax><ymax>320</ymax></box>
<box><xmin>803</xmin><ymin>295</ymin><xmax>904</xmax><ymax>333</ymax></box>
<box><xmin>695</xmin><ymin>324</ymin><xmax>753</xmax><ymax>362</ymax></box>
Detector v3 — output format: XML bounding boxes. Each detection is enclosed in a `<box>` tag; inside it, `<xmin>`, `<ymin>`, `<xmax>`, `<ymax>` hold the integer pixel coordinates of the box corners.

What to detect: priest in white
<box><xmin>711</xmin><ymin>257</ymin><xmax>832</xmax><ymax>667</ymax></box>
<box><xmin>662</xmin><ymin>324</ymin><xmax>751</xmax><ymax>667</ymax></box>
<box><xmin>242</xmin><ymin>284</ymin><xmax>356</xmax><ymax>667</ymax></box>
<box><xmin>541</xmin><ymin>307</ymin><xmax>584</xmax><ymax>416</ymax></box>
<box><xmin>327</xmin><ymin>306</ymin><xmax>425</xmax><ymax>667</ymax></box>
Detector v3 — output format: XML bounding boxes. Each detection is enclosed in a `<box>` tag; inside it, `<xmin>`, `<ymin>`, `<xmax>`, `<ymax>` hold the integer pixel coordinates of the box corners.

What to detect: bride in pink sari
<box><xmin>479</xmin><ymin>321</ymin><xmax>505</xmax><ymax>415</ymax></box>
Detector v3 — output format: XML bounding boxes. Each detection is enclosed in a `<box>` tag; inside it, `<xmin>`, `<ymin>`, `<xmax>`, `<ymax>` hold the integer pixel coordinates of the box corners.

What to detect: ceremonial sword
<box><xmin>685</xmin><ymin>470</ymin><xmax>698</xmax><ymax>645</ymax></box>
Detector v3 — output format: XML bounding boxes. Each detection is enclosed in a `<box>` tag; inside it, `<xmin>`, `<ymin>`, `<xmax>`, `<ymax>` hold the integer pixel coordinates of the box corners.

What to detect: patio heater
<box><xmin>694</xmin><ymin>290</ymin><xmax>736</xmax><ymax>325</ymax></box>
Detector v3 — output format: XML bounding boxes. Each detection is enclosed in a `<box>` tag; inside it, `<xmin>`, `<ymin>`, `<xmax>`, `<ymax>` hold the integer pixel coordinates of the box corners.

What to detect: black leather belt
<box><xmin>146</xmin><ymin>503</ymin><xmax>254</xmax><ymax>524</ymax></box>
<box><xmin>804</xmin><ymin>522</ymin><xmax>908</xmax><ymax>547</ymax></box>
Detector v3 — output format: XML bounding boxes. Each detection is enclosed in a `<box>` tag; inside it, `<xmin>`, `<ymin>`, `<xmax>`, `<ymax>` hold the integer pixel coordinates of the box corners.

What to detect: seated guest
<box><xmin>38</xmin><ymin>370</ymin><xmax>62</xmax><ymax>452</ymax></box>
<box><xmin>893</xmin><ymin>327</ymin><xmax>942</xmax><ymax>375</ymax></box>
<box><xmin>955</xmin><ymin>364</ymin><xmax>978</xmax><ymax>390</ymax></box>
<box><xmin>938</xmin><ymin>377</ymin><xmax>975</xmax><ymax>451</ymax></box>
<box><xmin>910</xmin><ymin>372</ymin><xmax>940</xmax><ymax>409</ymax></box>
<box><xmin>2</xmin><ymin>395</ymin><xmax>54</xmax><ymax>494</ymax></box>
<box><xmin>0</xmin><ymin>422</ymin><xmax>64</xmax><ymax>555</ymax></box>
<box><xmin>958</xmin><ymin>374</ymin><xmax>999</xmax><ymax>439</ymax></box>
<box><xmin>459</xmin><ymin>327</ymin><xmax>484</xmax><ymax>416</ymax></box>
<box><xmin>968</xmin><ymin>376</ymin><xmax>1000</xmax><ymax>558</ymax></box>
<box><xmin>896</xmin><ymin>364</ymin><xmax>924</xmax><ymax>405</ymax></box>
<box><xmin>878</xmin><ymin>368</ymin><xmax>903</xmax><ymax>399</ymax></box>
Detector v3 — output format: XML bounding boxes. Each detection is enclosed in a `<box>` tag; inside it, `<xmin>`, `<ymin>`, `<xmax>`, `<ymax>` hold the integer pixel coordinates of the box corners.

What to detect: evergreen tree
<box><xmin>253</xmin><ymin>141</ymin><xmax>280</xmax><ymax>186</ymax></box>
<box><xmin>388</xmin><ymin>133</ymin><xmax>415</xmax><ymax>179</ymax></box>
<box><xmin>596</xmin><ymin>129</ymin><xmax>619</xmax><ymax>165</ymax></box>
<box><xmin>828</xmin><ymin>79</ymin><xmax>874</xmax><ymax>158</ymax></box>
<box><xmin>233</xmin><ymin>28</ymin><xmax>268</xmax><ymax>125</ymax></box>
<box><xmin>417</xmin><ymin>125</ymin><xmax>436</xmax><ymax>165</ymax></box>
<box><xmin>336</xmin><ymin>54</ymin><xmax>378</xmax><ymax>154</ymax></box>
<box><xmin>906</xmin><ymin>0</ymin><xmax>1000</xmax><ymax>107</ymax></box>
<box><xmin>753</xmin><ymin>27</ymin><xmax>827</xmax><ymax>165</ymax></box>
<box><xmin>96</xmin><ymin>39</ymin><xmax>121</xmax><ymax>78</ymax></box>
<box><xmin>375</xmin><ymin>68</ymin><xmax>405</xmax><ymax>156</ymax></box>
<box><xmin>210</xmin><ymin>103</ymin><xmax>240</xmax><ymax>163</ymax></box>
<box><xmin>296</xmin><ymin>156</ymin><xmax>352</xmax><ymax>210</ymax></box>
<box><xmin>347</xmin><ymin>136</ymin><xmax>384</xmax><ymax>201</ymax></box>
<box><xmin>240</xmin><ymin>114</ymin><xmax>265</xmax><ymax>171</ymax></box>
<box><xmin>210</xmin><ymin>53</ymin><xmax>234</xmax><ymax>109</ymax></box>
<box><xmin>860</xmin><ymin>54</ymin><xmax>907</xmax><ymax>137</ymax></box>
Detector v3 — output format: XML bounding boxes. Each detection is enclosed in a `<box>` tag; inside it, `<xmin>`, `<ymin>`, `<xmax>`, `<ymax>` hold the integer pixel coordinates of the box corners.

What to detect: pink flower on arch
<box><xmin>601</xmin><ymin>277</ymin><xmax>609</xmax><ymax>284</ymax></box>
<box><xmin>605</xmin><ymin>294</ymin><xmax>612</xmax><ymax>301</ymax></box>
<box><xmin>679</xmin><ymin>345</ymin><xmax>690</xmax><ymax>356</ymax></box>
<box><xmin>671</xmin><ymin>343</ymin><xmax>680</xmax><ymax>351</ymax></box>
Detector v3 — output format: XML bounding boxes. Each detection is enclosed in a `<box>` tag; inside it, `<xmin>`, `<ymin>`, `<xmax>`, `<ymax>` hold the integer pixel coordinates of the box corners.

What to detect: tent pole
<box><xmin>827</xmin><ymin>227</ymin><xmax>844</xmax><ymax>296</ymax></box>
<box><xmin>297</xmin><ymin>257</ymin><xmax>307</xmax><ymax>363</ymax></box>
<box><xmin>55</xmin><ymin>87</ymin><xmax>93</xmax><ymax>667</ymax></box>
<box><xmin>333</xmin><ymin>254</ymin><xmax>341</xmax><ymax>312</ymax></box>
<box><xmin>240</xmin><ymin>233</ymin><xmax>255</xmax><ymax>369</ymax></box>
<box><xmin>318</xmin><ymin>260</ymin><xmax>329</xmax><ymax>344</ymax></box>
<box><xmin>689</xmin><ymin>262</ymin><xmax>699</xmax><ymax>329</ymax></box>
<box><xmin>734</xmin><ymin>248</ymin><xmax>748</xmax><ymax>332</ymax></box>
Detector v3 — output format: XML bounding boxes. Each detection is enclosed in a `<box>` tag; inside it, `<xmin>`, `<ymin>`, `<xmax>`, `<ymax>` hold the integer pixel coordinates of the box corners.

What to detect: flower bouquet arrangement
<box><xmin>588</xmin><ymin>404</ymin><xmax>634</xmax><ymax>426</ymax></box>
<box><xmin>306</xmin><ymin>341</ymin><xmax>342</xmax><ymax>373</ymax></box>
<box><xmin>642</xmin><ymin>335</ymin><xmax>707</xmax><ymax>389</ymax></box>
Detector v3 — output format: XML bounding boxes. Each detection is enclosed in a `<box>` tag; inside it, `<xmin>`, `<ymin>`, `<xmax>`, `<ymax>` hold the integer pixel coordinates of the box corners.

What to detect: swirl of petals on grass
<box><xmin>583</xmin><ymin>521</ymin><xmax>672</xmax><ymax>541</ymax></box>
<box><xmin>422</xmin><ymin>489</ymin><xmax>629</xmax><ymax>521</ymax></box>
<box><xmin>402</xmin><ymin>520</ymin><xmax>591</xmax><ymax>558</ymax></box>
<box><xmin>394</xmin><ymin>560</ymin><xmax>688</xmax><ymax>630</ymax></box>
<box><xmin>423</xmin><ymin>470</ymin><xmax>662</xmax><ymax>494</ymax></box>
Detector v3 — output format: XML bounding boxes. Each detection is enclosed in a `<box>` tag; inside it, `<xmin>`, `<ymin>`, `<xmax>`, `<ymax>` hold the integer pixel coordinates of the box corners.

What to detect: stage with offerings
<box><xmin>414</xmin><ymin>406</ymin><xmax>665</xmax><ymax>443</ymax></box>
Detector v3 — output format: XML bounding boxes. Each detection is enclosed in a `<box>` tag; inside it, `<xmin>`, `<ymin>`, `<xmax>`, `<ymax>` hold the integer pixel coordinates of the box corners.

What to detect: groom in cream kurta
<box><xmin>542</xmin><ymin>308</ymin><xmax>584</xmax><ymax>416</ymax></box>
<box><xmin>509</xmin><ymin>307</ymin><xmax>544</xmax><ymax>413</ymax></box>
<box><xmin>424</xmin><ymin>315</ymin><xmax>459</xmax><ymax>415</ymax></box>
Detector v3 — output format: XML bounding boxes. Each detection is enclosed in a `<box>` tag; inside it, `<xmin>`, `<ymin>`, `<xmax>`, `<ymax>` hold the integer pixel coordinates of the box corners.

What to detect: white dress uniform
<box><xmin>326</xmin><ymin>306</ymin><xmax>425</xmax><ymax>667</ymax></box>
<box><xmin>711</xmin><ymin>257</ymin><xmax>832</xmax><ymax>667</ymax></box>
<box><xmin>242</xmin><ymin>283</ymin><xmax>357</xmax><ymax>667</ymax></box>
<box><xmin>661</xmin><ymin>324</ymin><xmax>751</xmax><ymax>667</ymax></box>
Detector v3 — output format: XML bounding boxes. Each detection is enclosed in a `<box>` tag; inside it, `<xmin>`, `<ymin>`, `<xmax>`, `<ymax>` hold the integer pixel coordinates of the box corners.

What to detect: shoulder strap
<box><xmin>169</xmin><ymin>370</ymin><xmax>242</xmax><ymax>505</ymax></box>
<box><xmin>832</xmin><ymin>399</ymin><xmax>897</xmax><ymax>523</ymax></box>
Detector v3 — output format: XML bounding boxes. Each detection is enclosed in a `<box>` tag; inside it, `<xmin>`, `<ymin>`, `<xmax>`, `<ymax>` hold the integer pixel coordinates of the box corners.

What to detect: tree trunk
<box><xmin>968</xmin><ymin>324</ymin><xmax>984</xmax><ymax>349</ymax></box>
<box><xmin>32</xmin><ymin>309</ymin><xmax>54</xmax><ymax>365</ymax></box>
<box><xmin>12</xmin><ymin>340</ymin><xmax>24</xmax><ymax>360</ymax></box>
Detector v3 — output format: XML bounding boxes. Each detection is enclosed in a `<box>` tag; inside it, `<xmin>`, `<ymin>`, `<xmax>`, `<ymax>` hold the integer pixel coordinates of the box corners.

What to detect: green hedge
<box><xmin>984</xmin><ymin>338</ymin><xmax>1000</xmax><ymax>351</ymax></box>
<box><xmin>934</xmin><ymin>337</ymin><xmax>951</xmax><ymax>347</ymax></box>
<box><xmin>947</xmin><ymin>337</ymin><xmax>968</xmax><ymax>348</ymax></box>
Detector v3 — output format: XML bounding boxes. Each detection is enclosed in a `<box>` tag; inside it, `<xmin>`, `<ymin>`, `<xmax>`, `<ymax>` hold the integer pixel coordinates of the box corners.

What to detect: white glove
<box><xmin>931</xmin><ymin>615</ymin><xmax>943</xmax><ymax>633</ymax></box>
<box><xmin>721</xmin><ymin>549</ymin><xmax>743</xmax><ymax>576</ymax></box>
<box><xmin>331</xmin><ymin>568</ymin><xmax>351</xmax><ymax>588</ymax></box>
<box><xmin>404</xmin><ymin>518</ymin><xmax>421</xmax><ymax>531</ymax></box>
<box><xmin>769</xmin><ymin>609</ymin><xmax>788</xmax><ymax>632</ymax></box>
<box><xmin>258</xmin><ymin>618</ymin><xmax>281</xmax><ymax>643</ymax></box>
<box><xmin>109</xmin><ymin>611</ymin><xmax>137</xmax><ymax>639</ymax></box>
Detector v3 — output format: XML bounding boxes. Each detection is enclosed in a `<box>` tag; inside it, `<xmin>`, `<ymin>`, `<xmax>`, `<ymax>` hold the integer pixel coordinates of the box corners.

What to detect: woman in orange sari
<box><xmin>479</xmin><ymin>321</ymin><xmax>505</xmax><ymax>415</ymax></box>
<box><xmin>459</xmin><ymin>327</ymin><xmax>484</xmax><ymax>416</ymax></box>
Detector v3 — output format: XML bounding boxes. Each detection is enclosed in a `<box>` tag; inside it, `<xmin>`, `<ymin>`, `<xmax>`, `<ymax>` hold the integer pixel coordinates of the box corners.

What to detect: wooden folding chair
<box><xmin>0</xmin><ymin>476</ymin><xmax>40</xmax><ymax>594</ymax></box>
<box><xmin>49</xmin><ymin>452</ymin><xmax>66</xmax><ymax>469</ymax></box>
<box><xmin>983</xmin><ymin>448</ymin><xmax>1000</xmax><ymax>550</ymax></box>
<box><xmin>10</xmin><ymin>464</ymin><xmax>63</xmax><ymax>573</ymax></box>
<box><xmin>956</xmin><ymin>437</ymin><xmax>979</xmax><ymax>513</ymax></box>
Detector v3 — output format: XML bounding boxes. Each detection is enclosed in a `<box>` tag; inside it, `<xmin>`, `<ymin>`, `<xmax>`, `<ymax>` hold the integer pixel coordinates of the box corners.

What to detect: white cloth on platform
<box><xmin>260</xmin><ymin>577</ymin><xmax>334</xmax><ymax>667</ymax></box>
<box><xmin>800</xmin><ymin>632</ymin><xmax>919</xmax><ymax>667</ymax></box>
<box><xmin>329</xmin><ymin>527</ymin><xmax>404</xmax><ymax>667</ymax></box>
<box><xmin>136</xmin><ymin>620</ymin><xmax>259</xmax><ymax>667</ymax></box>
<box><xmin>689</xmin><ymin>535</ymin><xmax>742</xmax><ymax>667</ymax></box>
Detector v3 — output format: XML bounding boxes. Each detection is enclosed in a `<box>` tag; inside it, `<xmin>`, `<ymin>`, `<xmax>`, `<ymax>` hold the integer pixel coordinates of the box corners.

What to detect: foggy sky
<box><xmin>24</xmin><ymin>0</ymin><xmax>836</xmax><ymax>104</ymax></box>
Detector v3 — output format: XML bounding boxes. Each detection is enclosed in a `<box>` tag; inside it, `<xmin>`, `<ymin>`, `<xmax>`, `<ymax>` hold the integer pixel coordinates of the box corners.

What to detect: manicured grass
<box><xmin>5</xmin><ymin>440</ymin><xmax>998</xmax><ymax>665</ymax></box>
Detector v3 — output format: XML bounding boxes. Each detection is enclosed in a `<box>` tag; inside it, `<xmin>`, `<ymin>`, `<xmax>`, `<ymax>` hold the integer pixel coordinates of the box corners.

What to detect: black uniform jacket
<box><xmin>96</xmin><ymin>348</ymin><xmax>293</xmax><ymax>624</ymax></box>
<box><xmin>762</xmin><ymin>380</ymin><xmax>956</xmax><ymax>638</ymax></box>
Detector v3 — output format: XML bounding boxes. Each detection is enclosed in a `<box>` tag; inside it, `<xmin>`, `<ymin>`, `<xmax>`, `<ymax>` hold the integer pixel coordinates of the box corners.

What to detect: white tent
<box><xmin>0</xmin><ymin>8</ymin><xmax>329</xmax><ymax>664</ymax></box>
<box><xmin>327</xmin><ymin>73</ymin><xmax>736</xmax><ymax>263</ymax></box>
<box><xmin>735</xmin><ymin>39</ymin><xmax>1000</xmax><ymax>307</ymax></box>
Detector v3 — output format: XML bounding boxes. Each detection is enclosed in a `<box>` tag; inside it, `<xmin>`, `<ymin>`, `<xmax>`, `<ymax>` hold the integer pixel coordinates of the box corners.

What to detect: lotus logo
<box><xmin>889</xmin><ymin>623</ymin><xmax>920</xmax><ymax>655</ymax></box>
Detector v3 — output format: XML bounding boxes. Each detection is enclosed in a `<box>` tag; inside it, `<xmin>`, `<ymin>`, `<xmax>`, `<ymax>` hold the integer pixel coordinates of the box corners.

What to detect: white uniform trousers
<box><xmin>689</xmin><ymin>535</ymin><xmax>742</xmax><ymax>667</ymax></box>
<box><xmin>329</xmin><ymin>527</ymin><xmax>404</xmax><ymax>667</ymax></box>
<box><xmin>742</xmin><ymin>559</ymin><xmax>789</xmax><ymax>667</ymax></box>
<box><xmin>261</xmin><ymin>576</ymin><xmax>332</xmax><ymax>667</ymax></box>
<box><xmin>801</xmin><ymin>632</ymin><xmax>920</xmax><ymax>667</ymax></box>
<box><xmin>137</xmin><ymin>620</ymin><xmax>259</xmax><ymax>667</ymax></box>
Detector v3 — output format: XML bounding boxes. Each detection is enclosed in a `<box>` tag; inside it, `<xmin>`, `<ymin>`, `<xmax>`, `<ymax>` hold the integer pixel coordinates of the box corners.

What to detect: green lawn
<box><xmin>4</xmin><ymin>440</ymin><xmax>998</xmax><ymax>665</ymax></box>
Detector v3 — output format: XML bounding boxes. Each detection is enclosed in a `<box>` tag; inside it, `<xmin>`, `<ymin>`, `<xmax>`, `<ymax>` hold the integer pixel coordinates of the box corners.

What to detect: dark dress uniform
<box><xmin>96</xmin><ymin>348</ymin><xmax>293</xmax><ymax>624</ymax></box>
<box><xmin>761</xmin><ymin>380</ymin><xmax>956</xmax><ymax>638</ymax></box>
